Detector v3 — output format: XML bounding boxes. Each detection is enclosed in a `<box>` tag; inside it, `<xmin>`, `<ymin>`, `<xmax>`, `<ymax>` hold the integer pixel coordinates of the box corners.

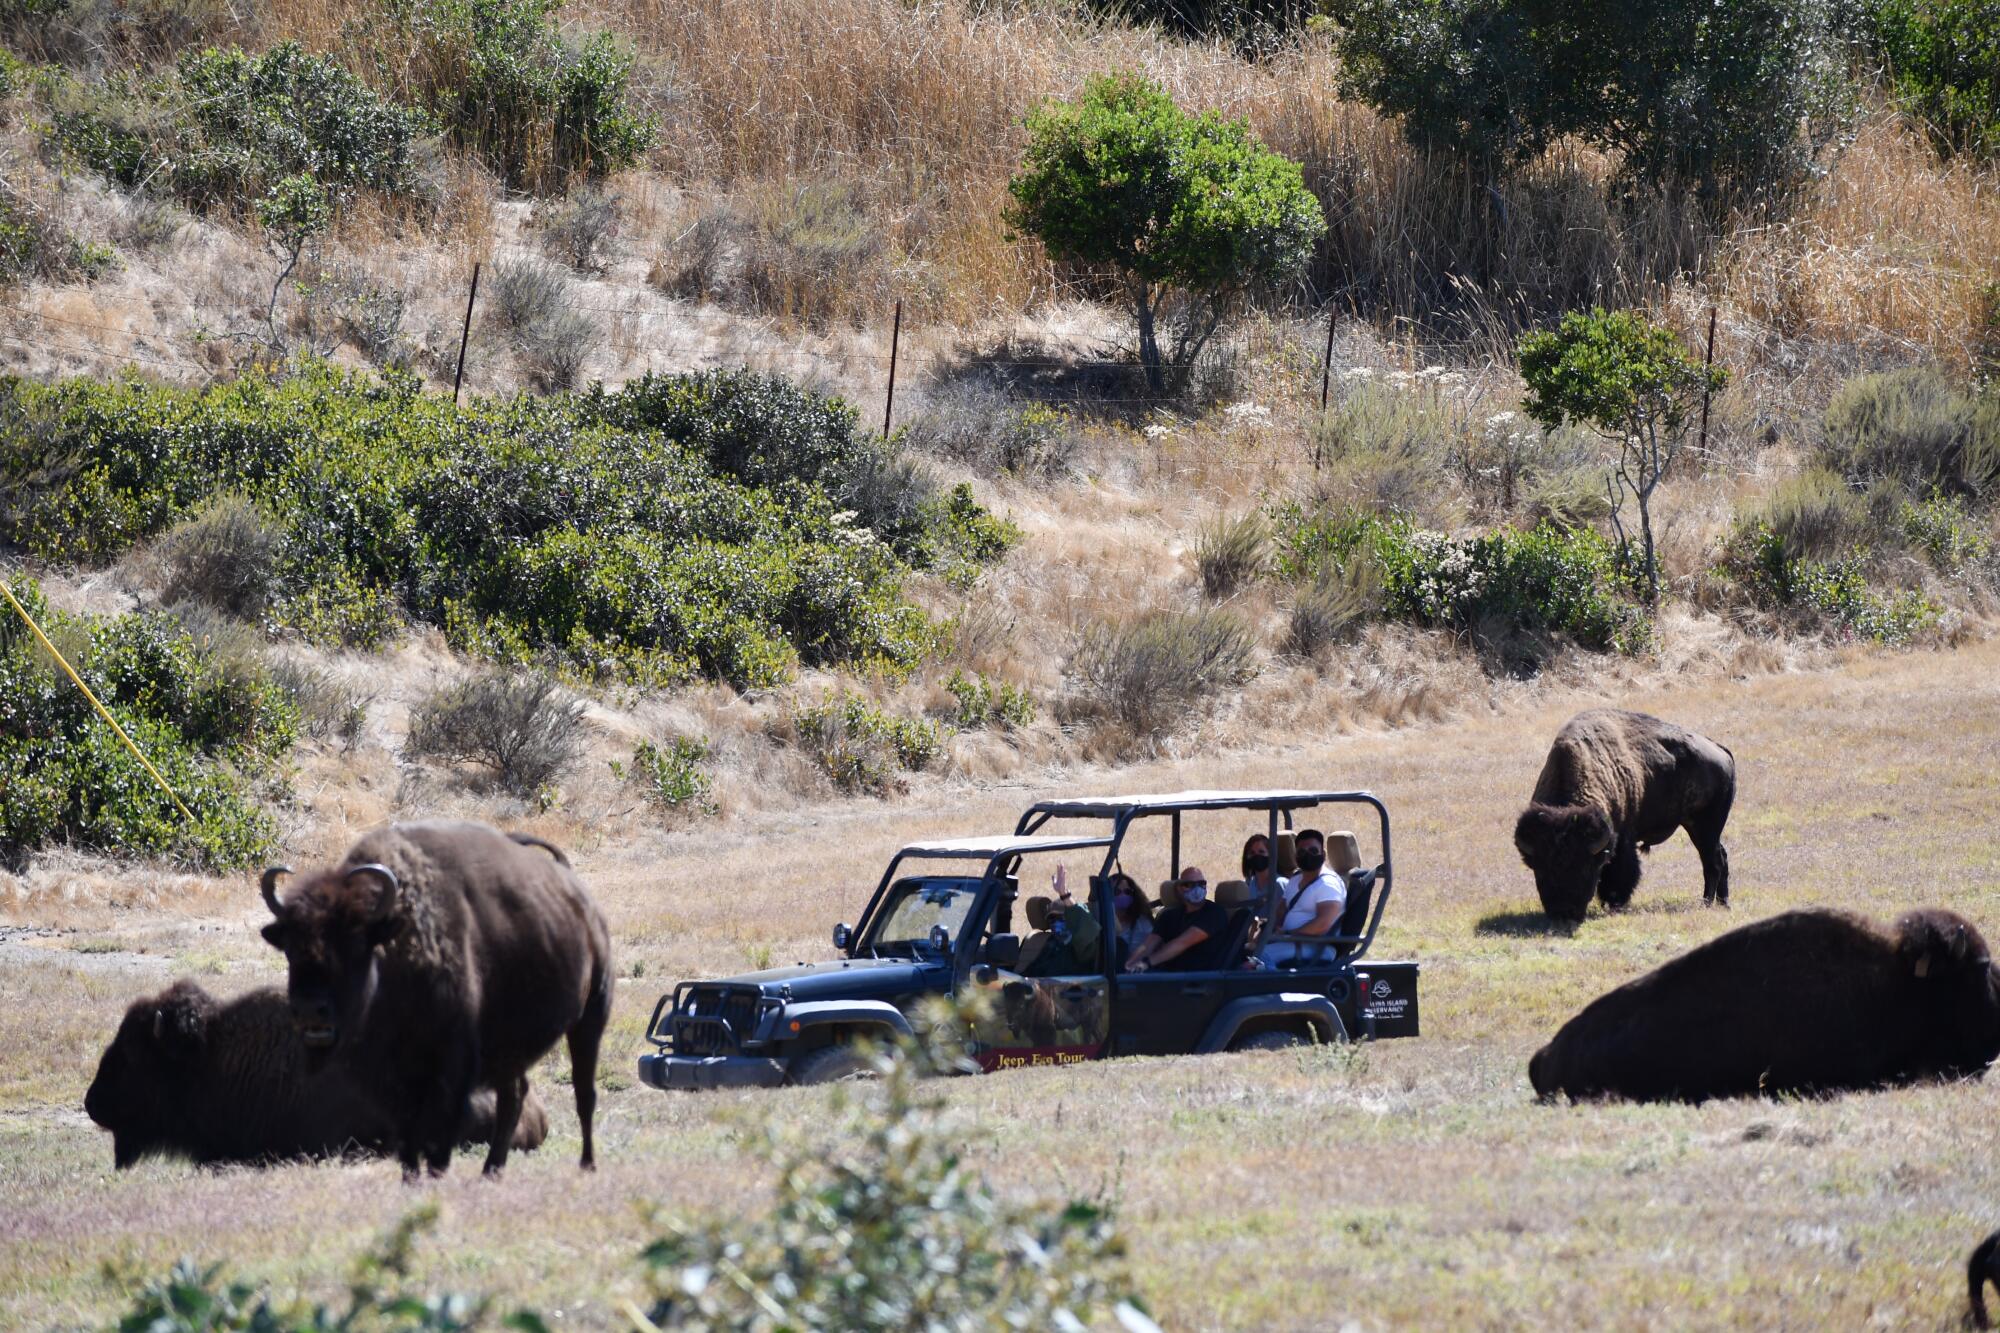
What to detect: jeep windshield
<box><xmin>860</xmin><ymin>877</ymin><xmax>981</xmax><ymax>958</ymax></box>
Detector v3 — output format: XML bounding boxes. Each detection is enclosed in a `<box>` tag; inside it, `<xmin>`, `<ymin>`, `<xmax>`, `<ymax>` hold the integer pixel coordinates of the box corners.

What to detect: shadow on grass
<box><xmin>1474</xmin><ymin>910</ymin><xmax>1581</xmax><ymax>939</ymax></box>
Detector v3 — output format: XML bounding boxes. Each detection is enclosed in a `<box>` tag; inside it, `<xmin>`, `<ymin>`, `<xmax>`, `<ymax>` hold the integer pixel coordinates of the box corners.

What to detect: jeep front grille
<box><xmin>662</xmin><ymin>984</ymin><xmax>773</xmax><ymax>1056</ymax></box>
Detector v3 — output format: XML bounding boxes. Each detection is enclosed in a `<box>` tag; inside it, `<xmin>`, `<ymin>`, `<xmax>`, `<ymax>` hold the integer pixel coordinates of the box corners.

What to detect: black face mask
<box><xmin>1243</xmin><ymin>852</ymin><xmax>1270</xmax><ymax>875</ymax></box>
<box><xmin>1297</xmin><ymin>848</ymin><xmax>1326</xmax><ymax>873</ymax></box>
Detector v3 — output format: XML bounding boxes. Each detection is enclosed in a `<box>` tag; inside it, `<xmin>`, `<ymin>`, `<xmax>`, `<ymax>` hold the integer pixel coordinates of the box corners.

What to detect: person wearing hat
<box><xmin>1124</xmin><ymin>865</ymin><xmax>1230</xmax><ymax>973</ymax></box>
<box><xmin>1023</xmin><ymin>864</ymin><xmax>1101</xmax><ymax>977</ymax></box>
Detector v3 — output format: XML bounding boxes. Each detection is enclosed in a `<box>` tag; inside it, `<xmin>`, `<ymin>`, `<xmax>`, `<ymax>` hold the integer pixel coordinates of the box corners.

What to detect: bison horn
<box><xmin>346</xmin><ymin>862</ymin><xmax>400</xmax><ymax>920</ymax></box>
<box><xmin>1590</xmin><ymin>828</ymin><xmax>1614</xmax><ymax>856</ymax></box>
<box><xmin>260</xmin><ymin>865</ymin><xmax>292</xmax><ymax>915</ymax></box>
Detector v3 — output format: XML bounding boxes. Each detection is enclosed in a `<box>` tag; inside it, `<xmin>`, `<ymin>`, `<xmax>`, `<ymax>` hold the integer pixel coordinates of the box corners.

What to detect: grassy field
<box><xmin>4</xmin><ymin>638</ymin><xmax>2000</xmax><ymax>1329</ymax></box>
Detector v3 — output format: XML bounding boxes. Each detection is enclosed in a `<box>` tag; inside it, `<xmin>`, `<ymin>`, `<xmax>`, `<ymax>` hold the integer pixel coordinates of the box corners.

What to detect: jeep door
<box><xmin>964</xmin><ymin>880</ymin><xmax>1111</xmax><ymax>1073</ymax></box>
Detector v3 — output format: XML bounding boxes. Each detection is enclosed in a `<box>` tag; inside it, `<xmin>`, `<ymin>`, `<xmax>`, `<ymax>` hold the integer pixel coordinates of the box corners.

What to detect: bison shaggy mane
<box><xmin>1529</xmin><ymin>907</ymin><xmax>2000</xmax><ymax>1103</ymax></box>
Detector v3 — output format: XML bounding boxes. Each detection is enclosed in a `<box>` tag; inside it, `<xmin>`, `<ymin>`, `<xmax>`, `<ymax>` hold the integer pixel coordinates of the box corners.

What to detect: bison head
<box><xmin>1514</xmin><ymin>803</ymin><xmax>1614</xmax><ymax>923</ymax></box>
<box><xmin>259</xmin><ymin>861</ymin><xmax>402</xmax><ymax>1063</ymax></box>
<box><xmin>85</xmin><ymin>982</ymin><xmax>213</xmax><ymax>1168</ymax></box>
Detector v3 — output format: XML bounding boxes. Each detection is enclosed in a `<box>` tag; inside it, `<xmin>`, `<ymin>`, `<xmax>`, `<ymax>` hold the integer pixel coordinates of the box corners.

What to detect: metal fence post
<box><xmin>452</xmin><ymin>262</ymin><xmax>481</xmax><ymax>406</ymax></box>
<box><xmin>882</xmin><ymin>298</ymin><xmax>903</xmax><ymax>440</ymax></box>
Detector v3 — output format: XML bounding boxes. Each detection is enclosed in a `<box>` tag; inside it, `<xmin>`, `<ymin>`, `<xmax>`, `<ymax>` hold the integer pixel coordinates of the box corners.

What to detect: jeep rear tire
<box><xmin>790</xmin><ymin>1044</ymin><xmax>874</xmax><ymax>1085</ymax></box>
<box><xmin>1233</xmin><ymin>1028</ymin><xmax>1309</xmax><ymax>1052</ymax></box>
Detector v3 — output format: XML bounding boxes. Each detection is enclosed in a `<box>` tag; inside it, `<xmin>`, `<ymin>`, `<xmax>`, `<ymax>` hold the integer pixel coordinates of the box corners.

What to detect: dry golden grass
<box><xmin>5</xmin><ymin>638</ymin><xmax>2000</xmax><ymax>1328</ymax></box>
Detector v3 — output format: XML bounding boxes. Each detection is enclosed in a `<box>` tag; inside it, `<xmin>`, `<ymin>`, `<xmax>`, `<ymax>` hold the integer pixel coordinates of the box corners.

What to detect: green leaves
<box><xmin>1868</xmin><ymin>0</ymin><xmax>2000</xmax><ymax>159</ymax></box>
<box><xmin>1518</xmin><ymin>307</ymin><xmax>1724</xmax><ymax>445</ymax></box>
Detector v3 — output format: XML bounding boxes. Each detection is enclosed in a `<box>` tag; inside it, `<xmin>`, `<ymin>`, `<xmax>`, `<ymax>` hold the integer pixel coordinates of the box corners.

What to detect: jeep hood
<box><xmin>710</xmin><ymin>957</ymin><xmax>943</xmax><ymax>1004</ymax></box>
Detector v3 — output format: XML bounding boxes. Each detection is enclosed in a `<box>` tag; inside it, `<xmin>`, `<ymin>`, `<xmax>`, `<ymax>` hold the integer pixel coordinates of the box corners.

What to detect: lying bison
<box><xmin>1514</xmin><ymin>709</ymin><xmax>1735</xmax><ymax>922</ymax></box>
<box><xmin>1529</xmin><ymin>907</ymin><xmax>2000</xmax><ymax>1102</ymax></box>
<box><xmin>84</xmin><ymin>981</ymin><xmax>547</xmax><ymax>1168</ymax></box>
<box><xmin>260</xmin><ymin>821</ymin><xmax>611</xmax><ymax>1177</ymax></box>
<box><xmin>1972</xmin><ymin>1229</ymin><xmax>2000</xmax><ymax>1329</ymax></box>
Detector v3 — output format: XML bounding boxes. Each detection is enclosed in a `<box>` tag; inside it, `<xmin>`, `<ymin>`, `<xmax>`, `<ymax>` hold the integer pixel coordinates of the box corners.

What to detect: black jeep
<box><xmin>637</xmin><ymin>789</ymin><xmax>1420</xmax><ymax>1090</ymax></box>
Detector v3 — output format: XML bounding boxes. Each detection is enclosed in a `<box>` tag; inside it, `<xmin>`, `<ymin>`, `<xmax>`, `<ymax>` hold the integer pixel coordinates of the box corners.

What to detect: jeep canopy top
<box><xmin>896</xmin><ymin>834</ymin><xmax>1117</xmax><ymax>860</ymax></box>
<box><xmin>1018</xmin><ymin>789</ymin><xmax>1374</xmax><ymax>821</ymax></box>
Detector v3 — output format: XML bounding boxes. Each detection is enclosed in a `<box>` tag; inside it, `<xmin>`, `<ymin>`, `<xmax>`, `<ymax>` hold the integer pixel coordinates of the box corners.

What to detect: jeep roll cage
<box><xmin>1011</xmin><ymin>788</ymin><xmax>1395</xmax><ymax>965</ymax></box>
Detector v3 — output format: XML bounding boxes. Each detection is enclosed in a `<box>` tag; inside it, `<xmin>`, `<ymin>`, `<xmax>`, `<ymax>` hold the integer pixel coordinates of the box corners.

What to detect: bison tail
<box><xmin>507</xmin><ymin>832</ymin><xmax>571</xmax><ymax>867</ymax></box>
<box><xmin>1971</xmin><ymin>1230</ymin><xmax>2000</xmax><ymax>1330</ymax></box>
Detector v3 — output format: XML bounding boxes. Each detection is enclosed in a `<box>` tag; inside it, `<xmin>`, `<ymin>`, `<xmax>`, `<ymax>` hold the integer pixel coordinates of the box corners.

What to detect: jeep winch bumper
<box><xmin>637</xmin><ymin>1052</ymin><xmax>787</xmax><ymax>1091</ymax></box>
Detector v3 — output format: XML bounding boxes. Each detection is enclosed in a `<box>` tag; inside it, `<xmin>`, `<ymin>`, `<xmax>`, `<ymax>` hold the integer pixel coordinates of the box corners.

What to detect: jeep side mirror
<box><xmin>832</xmin><ymin>923</ymin><xmax>852</xmax><ymax>951</ymax></box>
<box><xmin>985</xmin><ymin>933</ymin><xmax>1020</xmax><ymax>970</ymax></box>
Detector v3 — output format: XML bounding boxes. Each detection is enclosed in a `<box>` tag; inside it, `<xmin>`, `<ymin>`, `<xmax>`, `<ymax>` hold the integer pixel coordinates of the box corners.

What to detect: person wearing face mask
<box><xmin>1124</xmin><ymin>866</ymin><xmax>1231</xmax><ymax>973</ymax></box>
<box><xmin>1023</xmin><ymin>863</ymin><xmax>1101</xmax><ymax>977</ymax></box>
<box><xmin>1108</xmin><ymin>873</ymin><xmax>1153</xmax><ymax>969</ymax></box>
<box><xmin>1240</xmin><ymin>832</ymin><xmax>1282</xmax><ymax>930</ymax></box>
<box><xmin>1262</xmin><ymin>828</ymin><xmax>1346</xmax><ymax>966</ymax></box>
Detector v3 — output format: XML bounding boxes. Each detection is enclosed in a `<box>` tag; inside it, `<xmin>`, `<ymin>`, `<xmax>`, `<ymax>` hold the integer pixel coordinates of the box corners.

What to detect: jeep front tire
<box><xmin>790</xmin><ymin>1044</ymin><xmax>874</xmax><ymax>1085</ymax></box>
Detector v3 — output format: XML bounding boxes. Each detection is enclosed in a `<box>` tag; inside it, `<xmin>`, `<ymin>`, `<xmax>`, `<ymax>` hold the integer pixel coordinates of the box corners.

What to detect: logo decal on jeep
<box><xmin>1370</xmin><ymin>978</ymin><xmax>1392</xmax><ymax>999</ymax></box>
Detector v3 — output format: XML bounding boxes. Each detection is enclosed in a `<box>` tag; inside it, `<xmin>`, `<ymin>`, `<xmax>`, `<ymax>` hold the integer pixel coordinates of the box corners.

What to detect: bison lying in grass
<box><xmin>1530</xmin><ymin>908</ymin><xmax>2000</xmax><ymax>1102</ymax></box>
<box><xmin>1514</xmin><ymin>709</ymin><xmax>1736</xmax><ymax>922</ymax></box>
<box><xmin>260</xmin><ymin>821</ymin><xmax>611</xmax><ymax>1178</ymax></box>
<box><xmin>85</xmin><ymin>981</ymin><xmax>548</xmax><ymax>1168</ymax></box>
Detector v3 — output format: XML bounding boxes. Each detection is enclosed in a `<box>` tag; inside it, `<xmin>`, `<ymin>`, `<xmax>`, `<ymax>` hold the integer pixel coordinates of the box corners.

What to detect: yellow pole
<box><xmin>0</xmin><ymin>578</ymin><xmax>197</xmax><ymax>826</ymax></box>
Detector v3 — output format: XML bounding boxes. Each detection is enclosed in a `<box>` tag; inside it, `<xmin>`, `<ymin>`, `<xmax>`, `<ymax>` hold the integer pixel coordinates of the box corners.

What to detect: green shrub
<box><xmin>1070</xmin><ymin>607</ymin><xmax>1258</xmax><ymax>738</ymax></box>
<box><xmin>0</xmin><ymin>579</ymin><xmax>292</xmax><ymax>868</ymax></box>
<box><xmin>381</xmin><ymin>0</ymin><xmax>655</xmax><ymax>194</ymax></box>
<box><xmin>615</xmin><ymin>735</ymin><xmax>715</xmax><ymax>817</ymax></box>
<box><xmin>406</xmin><ymin>670</ymin><xmax>585</xmax><ymax>796</ymax></box>
<box><xmin>1900</xmin><ymin>492</ymin><xmax>1992</xmax><ymax>570</ymax></box>
<box><xmin>51</xmin><ymin>42</ymin><xmax>430</xmax><ymax>216</ymax></box>
<box><xmin>944</xmin><ymin>669</ymin><xmax>1035</xmax><ymax>730</ymax></box>
<box><xmin>1</xmin><ymin>363</ymin><xmax>1001</xmax><ymax>685</ymax></box>
<box><xmin>1821</xmin><ymin>367</ymin><xmax>2000</xmax><ymax>503</ymax></box>
<box><xmin>1866</xmin><ymin>0</ymin><xmax>2000</xmax><ymax>158</ymax></box>
<box><xmin>640</xmin><ymin>1002</ymin><xmax>1146</xmax><ymax>1332</ymax></box>
<box><xmin>1266</xmin><ymin>503</ymin><xmax>1646</xmax><ymax>653</ymax></box>
<box><xmin>1330</xmin><ymin>0</ymin><xmax>1851</xmax><ymax>199</ymax></box>
<box><xmin>0</xmin><ymin>176</ymin><xmax>116</xmax><ymax>285</ymax></box>
<box><xmin>794</xmin><ymin>690</ymin><xmax>944</xmax><ymax>795</ymax></box>
<box><xmin>1284</xmin><ymin>558</ymin><xmax>1378</xmax><ymax>658</ymax></box>
<box><xmin>1005</xmin><ymin>72</ymin><xmax>1325</xmax><ymax>392</ymax></box>
<box><xmin>153</xmin><ymin>494</ymin><xmax>283</xmax><ymax>619</ymax></box>
<box><xmin>1194</xmin><ymin>511</ymin><xmax>1269</xmax><ymax>598</ymax></box>
<box><xmin>1720</xmin><ymin>520</ymin><xmax>1944</xmax><ymax>644</ymax></box>
<box><xmin>1753</xmin><ymin>468</ymin><xmax>1869</xmax><ymax>564</ymax></box>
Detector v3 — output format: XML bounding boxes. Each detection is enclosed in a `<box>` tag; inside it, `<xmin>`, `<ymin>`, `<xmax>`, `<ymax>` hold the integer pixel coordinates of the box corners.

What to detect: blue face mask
<box><xmin>1050</xmin><ymin>916</ymin><xmax>1072</xmax><ymax>944</ymax></box>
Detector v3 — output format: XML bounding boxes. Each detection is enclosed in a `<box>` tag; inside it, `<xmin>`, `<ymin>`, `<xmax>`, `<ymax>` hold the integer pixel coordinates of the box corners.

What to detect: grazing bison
<box><xmin>84</xmin><ymin>981</ymin><xmax>547</xmax><ymax>1168</ymax></box>
<box><xmin>260</xmin><ymin>820</ymin><xmax>612</xmax><ymax>1177</ymax></box>
<box><xmin>1529</xmin><ymin>908</ymin><xmax>2000</xmax><ymax>1103</ymax></box>
<box><xmin>1513</xmin><ymin>708</ymin><xmax>1736</xmax><ymax>922</ymax></box>
<box><xmin>1972</xmin><ymin>1229</ymin><xmax>2000</xmax><ymax>1329</ymax></box>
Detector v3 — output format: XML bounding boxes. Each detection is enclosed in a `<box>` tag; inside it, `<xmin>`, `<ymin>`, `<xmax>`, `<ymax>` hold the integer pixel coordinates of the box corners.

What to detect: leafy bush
<box><xmin>52</xmin><ymin>42</ymin><xmax>430</xmax><ymax>217</ymax></box>
<box><xmin>1820</xmin><ymin>367</ymin><xmax>2000</xmax><ymax>503</ymax></box>
<box><xmin>1866</xmin><ymin>0</ymin><xmax>2000</xmax><ymax>158</ymax></box>
<box><xmin>1752</xmin><ymin>468</ymin><xmax>1869</xmax><ymax>564</ymax></box>
<box><xmin>407</xmin><ymin>670</ymin><xmax>586</xmax><ymax>796</ymax></box>
<box><xmin>794</xmin><ymin>690</ymin><xmax>944</xmax><ymax>795</ymax></box>
<box><xmin>1266</xmin><ymin>503</ymin><xmax>1646</xmax><ymax>653</ymax></box>
<box><xmin>640</xmin><ymin>1002</ymin><xmax>1147</xmax><ymax>1332</ymax></box>
<box><xmin>1330</xmin><ymin>0</ymin><xmax>1851</xmax><ymax>199</ymax></box>
<box><xmin>1720</xmin><ymin>520</ymin><xmax>1944</xmax><ymax>644</ymax></box>
<box><xmin>153</xmin><ymin>494</ymin><xmax>283</xmax><ymax>620</ymax></box>
<box><xmin>944</xmin><ymin>669</ymin><xmax>1035</xmax><ymax>730</ymax></box>
<box><xmin>1005</xmin><ymin>73</ymin><xmax>1325</xmax><ymax>392</ymax></box>
<box><xmin>1193</xmin><ymin>511</ymin><xmax>1268</xmax><ymax>598</ymax></box>
<box><xmin>614</xmin><ymin>735</ymin><xmax>715</xmax><ymax>817</ymax></box>
<box><xmin>1900</xmin><ymin>492</ymin><xmax>1991</xmax><ymax>570</ymax></box>
<box><xmin>1070</xmin><ymin>607</ymin><xmax>1257</xmax><ymax>738</ymax></box>
<box><xmin>104</xmin><ymin>1205</ymin><xmax>505</xmax><ymax>1333</ymax></box>
<box><xmin>1520</xmin><ymin>307</ymin><xmax>1725</xmax><ymax>604</ymax></box>
<box><xmin>0</xmin><ymin>175</ymin><xmax>116</xmax><ymax>285</ymax></box>
<box><xmin>0</xmin><ymin>579</ymin><xmax>293</xmax><ymax>869</ymax></box>
<box><xmin>1</xmin><ymin>363</ymin><xmax>1002</xmax><ymax>684</ymax></box>
<box><xmin>379</xmin><ymin>0</ymin><xmax>655</xmax><ymax>194</ymax></box>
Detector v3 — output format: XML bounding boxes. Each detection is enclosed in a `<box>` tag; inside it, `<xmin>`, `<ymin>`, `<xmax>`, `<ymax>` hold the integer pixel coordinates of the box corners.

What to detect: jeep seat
<box><xmin>1015</xmin><ymin>895</ymin><xmax>1056</xmax><ymax>974</ymax></box>
<box><xmin>1212</xmin><ymin>879</ymin><xmax>1259</xmax><ymax>969</ymax></box>
<box><xmin>1327</xmin><ymin>831</ymin><xmax>1362</xmax><ymax>879</ymax></box>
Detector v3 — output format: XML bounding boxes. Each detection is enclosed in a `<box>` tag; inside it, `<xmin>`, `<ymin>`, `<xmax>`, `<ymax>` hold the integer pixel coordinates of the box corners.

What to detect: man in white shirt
<box><xmin>1261</xmin><ymin>828</ymin><xmax>1346</xmax><ymax>965</ymax></box>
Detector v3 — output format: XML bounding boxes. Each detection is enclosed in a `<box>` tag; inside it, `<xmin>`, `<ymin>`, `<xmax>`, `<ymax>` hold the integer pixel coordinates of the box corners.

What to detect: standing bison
<box><xmin>84</xmin><ymin>981</ymin><xmax>547</xmax><ymax>1168</ymax></box>
<box><xmin>260</xmin><ymin>821</ymin><xmax>612</xmax><ymax>1177</ymax></box>
<box><xmin>1513</xmin><ymin>709</ymin><xmax>1735</xmax><ymax>922</ymax></box>
<box><xmin>1529</xmin><ymin>907</ymin><xmax>2000</xmax><ymax>1102</ymax></box>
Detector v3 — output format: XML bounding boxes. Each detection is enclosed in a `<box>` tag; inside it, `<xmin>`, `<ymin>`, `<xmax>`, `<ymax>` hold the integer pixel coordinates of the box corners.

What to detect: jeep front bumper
<box><xmin>637</xmin><ymin>1052</ymin><xmax>788</xmax><ymax>1091</ymax></box>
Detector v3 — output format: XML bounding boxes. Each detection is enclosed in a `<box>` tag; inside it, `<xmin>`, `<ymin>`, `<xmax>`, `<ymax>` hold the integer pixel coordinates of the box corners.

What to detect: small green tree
<box><xmin>1004</xmin><ymin>73</ymin><xmax>1325</xmax><ymax>394</ymax></box>
<box><xmin>1518</xmin><ymin>308</ymin><xmax>1726</xmax><ymax>605</ymax></box>
<box><xmin>1866</xmin><ymin>0</ymin><xmax>2000</xmax><ymax>159</ymax></box>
